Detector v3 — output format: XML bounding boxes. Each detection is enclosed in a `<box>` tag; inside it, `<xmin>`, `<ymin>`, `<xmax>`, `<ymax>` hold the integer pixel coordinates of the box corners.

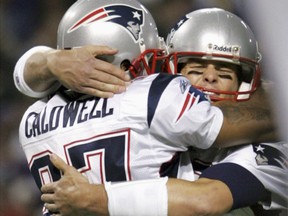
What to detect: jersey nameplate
<box><xmin>25</xmin><ymin>97</ymin><xmax>114</xmax><ymax>138</ymax></box>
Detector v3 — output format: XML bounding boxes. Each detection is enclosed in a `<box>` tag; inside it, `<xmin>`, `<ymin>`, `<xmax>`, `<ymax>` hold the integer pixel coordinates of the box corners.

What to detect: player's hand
<box><xmin>41</xmin><ymin>154</ymin><xmax>108</xmax><ymax>216</ymax></box>
<box><xmin>46</xmin><ymin>45</ymin><xmax>131</xmax><ymax>98</ymax></box>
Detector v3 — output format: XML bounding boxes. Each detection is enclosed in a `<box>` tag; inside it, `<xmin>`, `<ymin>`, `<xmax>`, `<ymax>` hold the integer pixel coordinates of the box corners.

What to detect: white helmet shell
<box><xmin>57</xmin><ymin>0</ymin><xmax>162</xmax><ymax>73</ymax></box>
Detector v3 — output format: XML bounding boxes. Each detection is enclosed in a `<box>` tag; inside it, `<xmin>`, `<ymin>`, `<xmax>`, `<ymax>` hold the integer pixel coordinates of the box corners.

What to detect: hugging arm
<box><xmin>14</xmin><ymin>45</ymin><xmax>130</xmax><ymax>98</ymax></box>
<box><xmin>213</xmin><ymin>84</ymin><xmax>279</xmax><ymax>148</ymax></box>
<box><xmin>41</xmin><ymin>154</ymin><xmax>233</xmax><ymax>216</ymax></box>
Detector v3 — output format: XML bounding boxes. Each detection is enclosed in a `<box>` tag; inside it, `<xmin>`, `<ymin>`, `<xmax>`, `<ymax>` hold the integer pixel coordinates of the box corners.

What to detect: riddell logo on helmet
<box><xmin>213</xmin><ymin>45</ymin><xmax>233</xmax><ymax>53</ymax></box>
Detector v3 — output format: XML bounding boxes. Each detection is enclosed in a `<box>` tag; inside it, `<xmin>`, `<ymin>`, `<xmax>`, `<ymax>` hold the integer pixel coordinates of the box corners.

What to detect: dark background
<box><xmin>1</xmin><ymin>0</ymin><xmax>287</xmax><ymax>215</ymax></box>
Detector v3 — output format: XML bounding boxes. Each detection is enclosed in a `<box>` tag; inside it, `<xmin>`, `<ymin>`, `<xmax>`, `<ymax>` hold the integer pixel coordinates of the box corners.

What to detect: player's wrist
<box><xmin>26</xmin><ymin>50</ymin><xmax>56</xmax><ymax>82</ymax></box>
<box><xmin>14</xmin><ymin>46</ymin><xmax>60</xmax><ymax>98</ymax></box>
<box><xmin>86</xmin><ymin>184</ymin><xmax>109</xmax><ymax>216</ymax></box>
<box><xmin>68</xmin><ymin>183</ymin><xmax>109</xmax><ymax>216</ymax></box>
<box><xmin>25</xmin><ymin>49</ymin><xmax>61</xmax><ymax>94</ymax></box>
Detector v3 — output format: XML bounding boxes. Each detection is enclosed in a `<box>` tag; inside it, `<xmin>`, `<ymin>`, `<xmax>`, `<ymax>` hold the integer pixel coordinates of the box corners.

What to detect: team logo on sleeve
<box><xmin>179</xmin><ymin>79</ymin><xmax>189</xmax><ymax>94</ymax></box>
<box><xmin>68</xmin><ymin>4</ymin><xmax>144</xmax><ymax>41</ymax></box>
<box><xmin>253</xmin><ymin>144</ymin><xmax>288</xmax><ymax>169</ymax></box>
<box><xmin>175</xmin><ymin>84</ymin><xmax>210</xmax><ymax>122</ymax></box>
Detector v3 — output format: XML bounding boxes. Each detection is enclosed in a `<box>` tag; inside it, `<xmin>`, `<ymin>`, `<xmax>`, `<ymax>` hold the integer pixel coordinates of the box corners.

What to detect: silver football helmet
<box><xmin>165</xmin><ymin>8</ymin><xmax>262</xmax><ymax>101</ymax></box>
<box><xmin>57</xmin><ymin>0</ymin><xmax>164</xmax><ymax>77</ymax></box>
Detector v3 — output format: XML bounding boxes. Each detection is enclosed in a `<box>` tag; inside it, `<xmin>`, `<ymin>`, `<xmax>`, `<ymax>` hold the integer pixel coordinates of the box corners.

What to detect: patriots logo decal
<box><xmin>253</xmin><ymin>144</ymin><xmax>288</xmax><ymax>169</ymax></box>
<box><xmin>68</xmin><ymin>4</ymin><xmax>144</xmax><ymax>41</ymax></box>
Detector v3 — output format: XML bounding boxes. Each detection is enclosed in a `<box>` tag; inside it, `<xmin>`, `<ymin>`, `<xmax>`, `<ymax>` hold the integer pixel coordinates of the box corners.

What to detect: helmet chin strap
<box><xmin>237</xmin><ymin>82</ymin><xmax>251</xmax><ymax>100</ymax></box>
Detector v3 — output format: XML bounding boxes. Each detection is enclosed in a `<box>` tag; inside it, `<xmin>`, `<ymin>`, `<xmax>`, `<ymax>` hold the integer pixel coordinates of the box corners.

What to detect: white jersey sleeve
<box><xmin>146</xmin><ymin>73</ymin><xmax>223</xmax><ymax>150</ymax></box>
<box><xmin>13</xmin><ymin>46</ymin><xmax>61</xmax><ymax>98</ymax></box>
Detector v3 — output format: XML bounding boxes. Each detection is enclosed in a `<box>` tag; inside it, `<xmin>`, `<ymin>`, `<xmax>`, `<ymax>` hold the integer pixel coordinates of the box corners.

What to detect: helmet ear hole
<box><xmin>120</xmin><ymin>59</ymin><xmax>132</xmax><ymax>71</ymax></box>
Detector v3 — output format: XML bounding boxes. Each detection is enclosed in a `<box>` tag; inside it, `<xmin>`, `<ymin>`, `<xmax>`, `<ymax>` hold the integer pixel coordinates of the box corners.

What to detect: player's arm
<box><xmin>41</xmin><ymin>154</ymin><xmax>233</xmax><ymax>216</ymax></box>
<box><xmin>13</xmin><ymin>45</ymin><xmax>130</xmax><ymax>98</ymax></box>
<box><xmin>213</xmin><ymin>84</ymin><xmax>279</xmax><ymax>148</ymax></box>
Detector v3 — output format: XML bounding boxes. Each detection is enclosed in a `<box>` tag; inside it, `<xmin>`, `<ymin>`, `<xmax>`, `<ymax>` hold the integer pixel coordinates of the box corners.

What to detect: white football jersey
<box><xmin>215</xmin><ymin>142</ymin><xmax>288</xmax><ymax>210</ymax></box>
<box><xmin>19</xmin><ymin>73</ymin><xmax>223</xmax><ymax>190</ymax></box>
